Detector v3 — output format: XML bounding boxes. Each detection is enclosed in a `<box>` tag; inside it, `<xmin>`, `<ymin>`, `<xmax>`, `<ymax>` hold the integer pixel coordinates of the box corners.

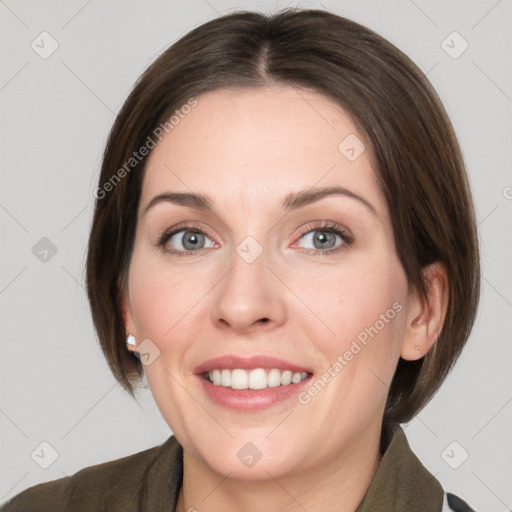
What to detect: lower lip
<box><xmin>198</xmin><ymin>376</ymin><xmax>310</xmax><ymax>411</ymax></box>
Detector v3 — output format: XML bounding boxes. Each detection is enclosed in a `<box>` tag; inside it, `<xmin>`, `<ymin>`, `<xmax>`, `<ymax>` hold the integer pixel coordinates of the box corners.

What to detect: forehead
<box><xmin>141</xmin><ymin>85</ymin><xmax>383</xmax><ymax>214</ymax></box>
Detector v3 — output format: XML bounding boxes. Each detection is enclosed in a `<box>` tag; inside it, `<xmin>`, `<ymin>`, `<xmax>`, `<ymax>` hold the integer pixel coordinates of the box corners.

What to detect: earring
<box><xmin>126</xmin><ymin>334</ymin><xmax>136</xmax><ymax>347</ymax></box>
<box><xmin>414</xmin><ymin>345</ymin><xmax>421</xmax><ymax>352</ymax></box>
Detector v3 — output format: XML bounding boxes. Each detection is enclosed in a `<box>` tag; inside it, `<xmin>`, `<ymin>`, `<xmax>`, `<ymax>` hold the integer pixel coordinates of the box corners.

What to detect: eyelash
<box><xmin>294</xmin><ymin>221</ymin><xmax>354</xmax><ymax>256</ymax></box>
<box><xmin>158</xmin><ymin>222</ymin><xmax>213</xmax><ymax>258</ymax></box>
<box><xmin>157</xmin><ymin>220</ymin><xmax>354</xmax><ymax>257</ymax></box>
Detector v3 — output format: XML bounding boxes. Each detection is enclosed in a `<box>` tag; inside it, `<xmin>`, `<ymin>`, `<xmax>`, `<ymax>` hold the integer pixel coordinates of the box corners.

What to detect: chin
<box><xmin>179</xmin><ymin>423</ymin><xmax>308</xmax><ymax>480</ymax></box>
<box><xmin>200</xmin><ymin>441</ymin><xmax>303</xmax><ymax>481</ymax></box>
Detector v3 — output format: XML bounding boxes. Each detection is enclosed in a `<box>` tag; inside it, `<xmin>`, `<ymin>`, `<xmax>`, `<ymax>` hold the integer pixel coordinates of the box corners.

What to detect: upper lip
<box><xmin>193</xmin><ymin>356</ymin><xmax>313</xmax><ymax>375</ymax></box>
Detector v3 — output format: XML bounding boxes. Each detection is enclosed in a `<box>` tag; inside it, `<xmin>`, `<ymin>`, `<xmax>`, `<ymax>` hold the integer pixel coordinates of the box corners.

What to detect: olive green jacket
<box><xmin>1</xmin><ymin>425</ymin><xmax>475</xmax><ymax>511</ymax></box>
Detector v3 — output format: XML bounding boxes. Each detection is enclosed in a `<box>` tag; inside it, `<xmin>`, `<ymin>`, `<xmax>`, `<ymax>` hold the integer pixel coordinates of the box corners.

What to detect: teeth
<box><xmin>231</xmin><ymin>369</ymin><xmax>248</xmax><ymax>389</ymax></box>
<box><xmin>281</xmin><ymin>370</ymin><xmax>292</xmax><ymax>385</ymax></box>
<box><xmin>211</xmin><ymin>369</ymin><xmax>221</xmax><ymax>386</ymax></box>
<box><xmin>207</xmin><ymin>368</ymin><xmax>309</xmax><ymax>390</ymax></box>
<box><xmin>249</xmin><ymin>368</ymin><xmax>267</xmax><ymax>390</ymax></box>
<box><xmin>267</xmin><ymin>369</ymin><xmax>281</xmax><ymax>388</ymax></box>
<box><xmin>220</xmin><ymin>369</ymin><xmax>231</xmax><ymax>387</ymax></box>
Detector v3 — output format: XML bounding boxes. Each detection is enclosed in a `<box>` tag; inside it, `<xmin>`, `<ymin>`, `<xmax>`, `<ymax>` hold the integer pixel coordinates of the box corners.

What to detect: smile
<box><xmin>195</xmin><ymin>356</ymin><xmax>313</xmax><ymax>410</ymax></box>
<box><xmin>206</xmin><ymin>368</ymin><xmax>310</xmax><ymax>389</ymax></box>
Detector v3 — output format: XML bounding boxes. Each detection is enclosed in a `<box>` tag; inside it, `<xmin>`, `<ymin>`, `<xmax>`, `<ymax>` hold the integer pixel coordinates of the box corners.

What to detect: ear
<box><xmin>120</xmin><ymin>288</ymin><xmax>140</xmax><ymax>354</ymax></box>
<box><xmin>401</xmin><ymin>262</ymin><xmax>449</xmax><ymax>361</ymax></box>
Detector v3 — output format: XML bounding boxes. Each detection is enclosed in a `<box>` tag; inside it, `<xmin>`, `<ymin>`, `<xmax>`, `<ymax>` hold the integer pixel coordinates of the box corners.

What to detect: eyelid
<box><xmin>292</xmin><ymin>220</ymin><xmax>354</xmax><ymax>244</ymax></box>
<box><xmin>159</xmin><ymin>221</ymin><xmax>214</xmax><ymax>243</ymax></box>
<box><xmin>290</xmin><ymin>222</ymin><xmax>353</xmax><ymax>256</ymax></box>
<box><xmin>157</xmin><ymin>220</ymin><xmax>354</xmax><ymax>255</ymax></box>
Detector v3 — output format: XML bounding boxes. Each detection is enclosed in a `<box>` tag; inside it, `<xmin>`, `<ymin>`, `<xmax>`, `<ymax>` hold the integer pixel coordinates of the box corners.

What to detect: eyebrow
<box><xmin>142</xmin><ymin>186</ymin><xmax>377</xmax><ymax>216</ymax></box>
<box><xmin>283</xmin><ymin>186</ymin><xmax>376</xmax><ymax>215</ymax></box>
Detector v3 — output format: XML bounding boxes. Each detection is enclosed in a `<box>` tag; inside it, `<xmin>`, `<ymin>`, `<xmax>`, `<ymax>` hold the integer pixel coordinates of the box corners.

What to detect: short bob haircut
<box><xmin>86</xmin><ymin>8</ymin><xmax>480</xmax><ymax>424</ymax></box>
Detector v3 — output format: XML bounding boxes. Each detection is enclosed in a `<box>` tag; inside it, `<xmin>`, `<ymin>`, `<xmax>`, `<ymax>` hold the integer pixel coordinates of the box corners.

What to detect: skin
<box><xmin>122</xmin><ymin>85</ymin><xmax>448</xmax><ymax>512</ymax></box>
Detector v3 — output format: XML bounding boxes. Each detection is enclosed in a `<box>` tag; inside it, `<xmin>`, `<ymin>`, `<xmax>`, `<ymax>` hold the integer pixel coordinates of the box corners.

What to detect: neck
<box><xmin>176</xmin><ymin>423</ymin><xmax>383</xmax><ymax>512</ymax></box>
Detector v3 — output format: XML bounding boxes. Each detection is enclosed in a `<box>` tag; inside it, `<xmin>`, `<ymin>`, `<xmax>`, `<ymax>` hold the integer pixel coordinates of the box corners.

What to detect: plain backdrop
<box><xmin>0</xmin><ymin>0</ymin><xmax>511</xmax><ymax>510</ymax></box>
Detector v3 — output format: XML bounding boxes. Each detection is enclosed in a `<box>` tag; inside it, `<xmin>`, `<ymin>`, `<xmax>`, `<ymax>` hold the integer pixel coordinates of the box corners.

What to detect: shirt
<box><xmin>0</xmin><ymin>424</ymin><xmax>476</xmax><ymax>511</ymax></box>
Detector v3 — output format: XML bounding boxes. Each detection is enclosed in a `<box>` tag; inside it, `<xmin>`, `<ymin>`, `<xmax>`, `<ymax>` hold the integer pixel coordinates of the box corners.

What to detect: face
<box><xmin>123</xmin><ymin>85</ymin><xmax>414</xmax><ymax>479</ymax></box>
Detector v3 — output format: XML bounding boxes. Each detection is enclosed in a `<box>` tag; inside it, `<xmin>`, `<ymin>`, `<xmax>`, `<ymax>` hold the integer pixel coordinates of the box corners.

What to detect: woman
<box><xmin>1</xmin><ymin>8</ymin><xmax>480</xmax><ymax>512</ymax></box>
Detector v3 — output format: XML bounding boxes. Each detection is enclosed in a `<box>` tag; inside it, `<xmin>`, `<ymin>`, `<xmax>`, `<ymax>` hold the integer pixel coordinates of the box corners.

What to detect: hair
<box><xmin>86</xmin><ymin>8</ymin><xmax>480</xmax><ymax>424</ymax></box>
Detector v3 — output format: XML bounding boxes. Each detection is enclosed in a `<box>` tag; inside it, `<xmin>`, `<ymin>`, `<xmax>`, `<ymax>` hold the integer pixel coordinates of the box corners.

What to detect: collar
<box><xmin>143</xmin><ymin>424</ymin><xmax>443</xmax><ymax>511</ymax></box>
<box><xmin>355</xmin><ymin>423</ymin><xmax>444</xmax><ymax>511</ymax></box>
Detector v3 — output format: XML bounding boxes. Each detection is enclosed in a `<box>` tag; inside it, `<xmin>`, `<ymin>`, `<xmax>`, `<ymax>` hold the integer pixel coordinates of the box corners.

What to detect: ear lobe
<box><xmin>119</xmin><ymin>290</ymin><xmax>139</xmax><ymax>353</ymax></box>
<box><xmin>400</xmin><ymin>262</ymin><xmax>449</xmax><ymax>361</ymax></box>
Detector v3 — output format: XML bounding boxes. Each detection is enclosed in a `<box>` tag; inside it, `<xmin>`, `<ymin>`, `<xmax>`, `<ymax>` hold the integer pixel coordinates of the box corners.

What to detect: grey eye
<box><xmin>299</xmin><ymin>230</ymin><xmax>342</xmax><ymax>250</ymax></box>
<box><xmin>167</xmin><ymin>230</ymin><xmax>214</xmax><ymax>251</ymax></box>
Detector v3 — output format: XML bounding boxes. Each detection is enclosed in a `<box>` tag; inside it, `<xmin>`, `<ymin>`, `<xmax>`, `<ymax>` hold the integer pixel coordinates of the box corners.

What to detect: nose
<box><xmin>211</xmin><ymin>244</ymin><xmax>287</xmax><ymax>335</ymax></box>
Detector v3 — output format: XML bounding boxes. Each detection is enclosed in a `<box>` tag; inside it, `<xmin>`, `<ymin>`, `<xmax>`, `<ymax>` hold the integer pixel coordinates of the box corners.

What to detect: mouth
<box><xmin>203</xmin><ymin>368</ymin><xmax>310</xmax><ymax>389</ymax></box>
<box><xmin>194</xmin><ymin>356</ymin><xmax>313</xmax><ymax>411</ymax></box>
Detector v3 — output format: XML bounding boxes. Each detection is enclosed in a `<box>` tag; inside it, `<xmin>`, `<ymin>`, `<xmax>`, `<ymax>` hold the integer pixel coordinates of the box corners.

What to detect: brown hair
<box><xmin>86</xmin><ymin>8</ymin><xmax>480</xmax><ymax>424</ymax></box>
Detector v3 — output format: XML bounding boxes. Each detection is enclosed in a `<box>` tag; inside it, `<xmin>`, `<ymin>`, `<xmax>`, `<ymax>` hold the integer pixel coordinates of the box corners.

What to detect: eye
<box><xmin>294</xmin><ymin>222</ymin><xmax>353</xmax><ymax>255</ymax></box>
<box><xmin>159</xmin><ymin>226</ymin><xmax>216</xmax><ymax>255</ymax></box>
<box><xmin>300</xmin><ymin>230</ymin><xmax>339</xmax><ymax>250</ymax></box>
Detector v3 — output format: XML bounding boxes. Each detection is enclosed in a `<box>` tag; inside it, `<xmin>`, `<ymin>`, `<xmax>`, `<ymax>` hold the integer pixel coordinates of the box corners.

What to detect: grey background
<box><xmin>0</xmin><ymin>0</ymin><xmax>510</xmax><ymax>509</ymax></box>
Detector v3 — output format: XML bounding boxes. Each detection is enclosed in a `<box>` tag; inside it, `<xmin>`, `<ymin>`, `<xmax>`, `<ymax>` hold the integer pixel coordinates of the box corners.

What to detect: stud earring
<box><xmin>126</xmin><ymin>334</ymin><xmax>136</xmax><ymax>348</ymax></box>
<box><xmin>414</xmin><ymin>345</ymin><xmax>421</xmax><ymax>352</ymax></box>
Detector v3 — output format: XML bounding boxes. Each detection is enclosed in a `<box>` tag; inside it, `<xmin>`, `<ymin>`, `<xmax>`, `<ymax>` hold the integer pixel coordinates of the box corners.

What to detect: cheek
<box><xmin>128</xmin><ymin>252</ymin><xmax>204</xmax><ymax>340</ymax></box>
<box><xmin>289</xmin><ymin>263</ymin><xmax>407</xmax><ymax>443</ymax></box>
<box><xmin>292</xmin><ymin>258</ymin><xmax>408</xmax><ymax>364</ymax></box>
<box><xmin>126</xmin><ymin>253</ymin><xmax>206</xmax><ymax>431</ymax></box>
<box><xmin>129</xmin><ymin>272</ymin><xmax>171</xmax><ymax>338</ymax></box>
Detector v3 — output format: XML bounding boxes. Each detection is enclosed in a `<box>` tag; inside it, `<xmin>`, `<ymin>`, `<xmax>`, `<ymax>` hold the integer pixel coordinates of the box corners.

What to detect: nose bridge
<box><xmin>211</xmin><ymin>233</ymin><xmax>286</xmax><ymax>333</ymax></box>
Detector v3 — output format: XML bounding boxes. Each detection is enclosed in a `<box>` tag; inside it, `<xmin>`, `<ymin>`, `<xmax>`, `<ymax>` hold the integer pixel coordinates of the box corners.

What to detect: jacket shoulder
<box><xmin>1</xmin><ymin>441</ymin><xmax>168</xmax><ymax>512</ymax></box>
<box><xmin>0</xmin><ymin>473</ymin><xmax>72</xmax><ymax>512</ymax></box>
<box><xmin>442</xmin><ymin>492</ymin><xmax>477</xmax><ymax>512</ymax></box>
